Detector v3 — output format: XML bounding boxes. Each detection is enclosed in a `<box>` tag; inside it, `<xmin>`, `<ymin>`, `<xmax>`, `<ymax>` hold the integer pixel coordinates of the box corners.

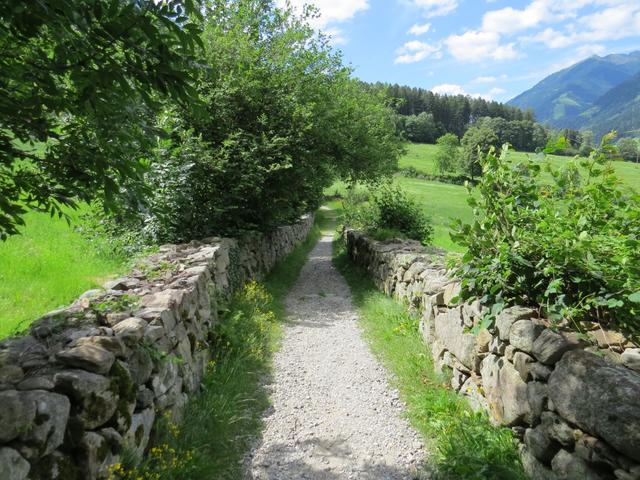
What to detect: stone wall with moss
<box><xmin>345</xmin><ymin>229</ymin><xmax>640</xmax><ymax>480</ymax></box>
<box><xmin>0</xmin><ymin>215</ymin><xmax>314</xmax><ymax>480</ymax></box>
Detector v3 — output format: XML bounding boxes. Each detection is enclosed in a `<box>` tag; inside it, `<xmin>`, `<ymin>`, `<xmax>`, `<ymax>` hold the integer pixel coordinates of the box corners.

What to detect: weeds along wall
<box><xmin>344</xmin><ymin>229</ymin><xmax>640</xmax><ymax>480</ymax></box>
<box><xmin>0</xmin><ymin>215</ymin><xmax>314</xmax><ymax>480</ymax></box>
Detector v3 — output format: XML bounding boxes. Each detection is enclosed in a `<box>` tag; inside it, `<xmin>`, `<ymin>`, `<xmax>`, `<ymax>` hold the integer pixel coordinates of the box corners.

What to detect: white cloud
<box><xmin>481</xmin><ymin>1</ymin><xmax>550</xmax><ymax>35</ymax></box>
<box><xmin>408</xmin><ymin>22</ymin><xmax>431</xmax><ymax>35</ymax></box>
<box><xmin>277</xmin><ymin>0</ymin><xmax>370</xmax><ymax>28</ymax></box>
<box><xmin>431</xmin><ymin>83</ymin><xmax>466</xmax><ymax>95</ymax></box>
<box><xmin>431</xmin><ymin>83</ymin><xmax>506</xmax><ymax>100</ymax></box>
<box><xmin>575</xmin><ymin>43</ymin><xmax>607</xmax><ymax>58</ymax></box>
<box><xmin>394</xmin><ymin>40</ymin><xmax>442</xmax><ymax>64</ymax></box>
<box><xmin>446</xmin><ymin>30</ymin><xmax>518</xmax><ymax>62</ymax></box>
<box><xmin>407</xmin><ymin>0</ymin><xmax>458</xmax><ymax>18</ymax></box>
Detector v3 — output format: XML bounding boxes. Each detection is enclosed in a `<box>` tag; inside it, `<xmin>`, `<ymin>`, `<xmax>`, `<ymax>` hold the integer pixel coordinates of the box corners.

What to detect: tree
<box><xmin>113</xmin><ymin>0</ymin><xmax>403</xmax><ymax>244</ymax></box>
<box><xmin>403</xmin><ymin>112</ymin><xmax>438</xmax><ymax>143</ymax></box>
<box><xmin>460</xmin><ymin>126</ymin><xmax>499</xmax><ymax>178</ymax></box>
<box><xmin>0</xmin><ymin>0</ymin><xmax>202</xmax><ymax>239</ymax></box>
<box><xmin>618</xmin><ymin>138</ymin><xmax>640</xmax><ymax>162</ymax></box>
<box><xmin>434</xmin><ymin>133</ymin><xmax>460</xmax><ymax>174</ymax></box>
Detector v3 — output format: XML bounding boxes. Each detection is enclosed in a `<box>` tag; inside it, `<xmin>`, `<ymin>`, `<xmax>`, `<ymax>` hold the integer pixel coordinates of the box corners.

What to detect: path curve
<box><xmin>246</xmin><ymin>235</ymin><xmax>425</xmax><ymax>480</ymax></box>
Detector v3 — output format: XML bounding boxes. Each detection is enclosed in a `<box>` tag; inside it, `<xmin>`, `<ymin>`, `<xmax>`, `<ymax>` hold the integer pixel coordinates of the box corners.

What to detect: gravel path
<box><xmin>245</xmin><ymin>235</ymin><xmax>426</xmax><ymax>480</ymax></box>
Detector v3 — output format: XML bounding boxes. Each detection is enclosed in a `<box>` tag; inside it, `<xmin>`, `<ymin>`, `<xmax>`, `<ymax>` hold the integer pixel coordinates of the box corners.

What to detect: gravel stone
<box><xmin>246</xmin><ymin>237</ymin><xmax>426</xmax><ymax>479</ymax></box>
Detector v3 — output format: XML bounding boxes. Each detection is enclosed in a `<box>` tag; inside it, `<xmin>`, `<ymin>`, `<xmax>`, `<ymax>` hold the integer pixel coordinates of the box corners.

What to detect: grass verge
<box><xmin>110</xmin><ymin>213</ymin><xmax>324</xmax><ymax>480</ymax></box>
<box><xmin>332</xmin><ymin>231</ymin><xmax>525</xmax><ymax>479</ymax></box>
<box><xmin>0</xmin><ymin>207</ymin><xmax>128</xmax><ymax>338</ymax></box>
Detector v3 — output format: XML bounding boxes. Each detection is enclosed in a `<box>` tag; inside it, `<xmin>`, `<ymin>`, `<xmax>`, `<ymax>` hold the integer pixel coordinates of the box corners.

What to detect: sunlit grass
<box><xmin>0</xmin><ymin>207</ymin><xmax>126</xmax><ymax>338</ymax></box>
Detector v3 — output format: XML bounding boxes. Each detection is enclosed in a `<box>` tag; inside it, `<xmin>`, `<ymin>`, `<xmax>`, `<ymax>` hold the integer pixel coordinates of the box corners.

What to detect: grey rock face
<box><xmin>0</xmin><ymin>390</ymin><xmax>36</xmax><ymax>442</ymax></box>
<box><xmin>509</xmin><ymin>320</ymin><xmax>544</xmax><ymax>353</ymax></box>
<box><xmin>480</xmin><ymin>354</ymin><xmax>530</xmax><ymax>426</ymax></box>
<box><xmin>551</xmin><ymin>449</ymin><xmax>603</xmax><ymax>480</ymax></box>
<box><xmin>532</xmin><ymin>329</ymin><xmax>583</xmax><ymax>365</ymax></box>
<box><xmin>548</xmin><ymin>350</ymin><xmax>640</xmax><ymax>462</ymax></box>
<box><xmin>525</xmin><ymin>425</ymin><xmax>560</xmax><ymax>463</ymax></box>
<box><xmin>434</xmin><ymin>307</ymin><xmax>477</xmax><ymax>370</ymax></box>
<box><xmin>54</xmin><ymin>369</ymin><xmax>118</xmax><ymax>430</ymax></box>
<box><xmin>496</xmin><ymin>306</ymin><xmax>536</xmax><ymax>340</ymax></box>
<box><xmin>0</xmin><ymin>447</ymin><xmax>30</xmax><ymax>480</ymax></box>
<box><xmin>56</xmin><ymin>344</ymin><xmax>115</xmax><ymax>375</ymax></box>
<box><xmin>19</xmin><ymin>390</ymin><xmax>70</xmax><ymax>456</ymax></box>
<box><xmin>622</xmin><ymin>349</ymin><xmax>640</xmax><ymax>373</ymax></box>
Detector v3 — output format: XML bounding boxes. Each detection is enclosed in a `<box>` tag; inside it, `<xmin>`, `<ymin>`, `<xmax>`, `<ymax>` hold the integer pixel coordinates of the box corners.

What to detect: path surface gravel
<box><xmin>245</xmin><ymin>235</ymin><xmax>426</xmax><ymax>480</ymax></box>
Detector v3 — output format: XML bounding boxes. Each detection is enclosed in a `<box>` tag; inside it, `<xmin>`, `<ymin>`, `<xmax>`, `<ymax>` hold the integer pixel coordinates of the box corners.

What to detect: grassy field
<box><xmin>400</xmin><ymin>143</ymin><xmax>640</xmax><ymax>189</ymax></box>
<box><xmin>0</xmin><ymin>208</ymin><xmax>126</xmax><ymax>338</ymax></box>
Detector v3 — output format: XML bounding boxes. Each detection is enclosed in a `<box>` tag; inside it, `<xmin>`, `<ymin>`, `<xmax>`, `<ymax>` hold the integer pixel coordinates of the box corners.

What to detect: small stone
<box><xmin>0</xmin><ymin>447</ymin><xmax>30</xmax><ymax>480</ymax></box>
<box><xmin>17</xmin><ymin>376</ymin><xmax>55</xmax><ymax>391</ymax></box>
<box><xmin>530</xmin><ymin>362</ymin><xmax>553</xmax><ymax>381</ymax></box>
<box><xmin>541</xmin><ymin>412</ymin><xmax>577</xmax><ymax>448</ymax></box>
<box><xmin>525</xmin><ymin>425</ymin><xmax>560</xmax><ymax>463</ymax></box>
<box><xmin>590</xmin><ymin>329</ymin><xmax>627</xmax><ymax>349</ymax></box>
<box><xmin>19</xmin><ymin>390</ymin><xmax>70</xmax><ymax>456</ymax></box>
<box><xmin>622</xmin><ymin>349</ymin><xmax>640</xmax><ymax>373</ymax></box>
<box><xmin>0</xmin><ymin>390</ymin><xmax>36</xmax><ymax>442</ymax></box>
<box><xmin>475</xmin><ymin>329</ymin><xmax>492</xmax><ymax>354</ymax></box>
<box><xmin>505</xmin><ymin>345</ymin><xmax>516</xmax><ymax>361</ymax></box>
<box><xmin>0</xmin><ymin>365</ymin><xmax>24</xmax><ymax>384</ymax></box>
<box><xmin>526</xmin><ymin>382</ymin><xmax>548</xmax><ymax>425</ymax></box>
<box><xmin>574</xmin><ymin>434</ymin><xmax>618</xmax><ymax>470</ymax></box>
<box><xmin>513</xmin><ymin>351</ymin><xmax>535</xmax><ymax>381</ymax></box>
<box><xmin>496</xmin><ymin>306</ymin><xmax>536</xmax><ymax>341</ymax></box>
<box><xmin>532</xmin><ymin>329</ymin><xmax>583</xmax><ymax>365</ymax></box>
<box><xmin>56</xmin><ymin>344</ymin><xmax>115</xmax><ymax>375</ymax></box>
<box><xmin>509</xmin><ymin>320</ymin><xmax>544</xmax><ymax>353</ymax></box>
<box><xmin>113</xmin><ymin>317</ymin><xmax>147</xmax><ymax>344</ymax></box>
<box><xmin>74</xmin><ymin>335</ymin><xmax>127</xmax><ymax>358</ymax></box>
<box><xmin>551</xmin><ymin>449</ymin><xmax>602</xmax><ymax>480</ymax></box>
<box><xmin>124</xmin><ymin>408</ymin><xmax>155</xmax><ymax>457</ymax></box>
<box><xmin>136</xmin><ymin>386</ymin><xmax>155</xmax><ymax>408</ymax></box>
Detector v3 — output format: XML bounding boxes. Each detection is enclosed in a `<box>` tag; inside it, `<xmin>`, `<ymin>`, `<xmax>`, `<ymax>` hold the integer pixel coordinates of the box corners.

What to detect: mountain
<box><xmin>508</xmin><ymin>52</ymin><xmax>640</xmax><ymax>133</ymax></box>
<box><xmin>576</xmin><ymin>72</ymin><xmax>640</xmax><ymax>138</ymax></box>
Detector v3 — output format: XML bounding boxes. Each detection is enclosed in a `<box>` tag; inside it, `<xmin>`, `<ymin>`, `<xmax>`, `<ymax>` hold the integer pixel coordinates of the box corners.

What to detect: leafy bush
<box><xmin>344</xmin><ymin>184</ymin><xmax>433</xmax><ymax>245</ymax></box>
<box><xmin>435</xmin><ymin>133</ymin><xmax>461</xmax><ymax>174</ymax></box>
<box><xmin>452</xmin><ymin>135</ymin><xmax>640</xmax><ymax>342</ymax></box>
<box><xmin>460</xmin><ymin>126</ymin><xmax>500</xmax><ymax>178</ymax></box>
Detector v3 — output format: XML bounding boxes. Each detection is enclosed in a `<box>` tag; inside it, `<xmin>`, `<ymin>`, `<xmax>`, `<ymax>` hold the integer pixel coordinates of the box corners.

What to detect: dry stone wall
<box><xmin>0</xmin><ymin>215</ymin><xmax>314</xmax><ymax>480</ymax></box>
<box><xmin>345</xmin><ymin>229</ymin><xmax>640</xmax><ymax>480</ymax></box>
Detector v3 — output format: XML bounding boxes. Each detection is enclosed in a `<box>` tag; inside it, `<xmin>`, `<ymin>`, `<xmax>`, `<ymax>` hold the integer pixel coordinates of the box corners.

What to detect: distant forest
<box><xmin>376</xmin><ymin>83</ymin><xmax>572</xmax><ymax>154</ymax></box>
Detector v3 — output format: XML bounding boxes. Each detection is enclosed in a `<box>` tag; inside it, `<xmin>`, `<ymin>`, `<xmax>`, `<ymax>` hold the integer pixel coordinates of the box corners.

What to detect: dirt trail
<box><xmin>245</xmin><ymin>235</ymin><xmax>425</xmax><ymax>480</ymax></box>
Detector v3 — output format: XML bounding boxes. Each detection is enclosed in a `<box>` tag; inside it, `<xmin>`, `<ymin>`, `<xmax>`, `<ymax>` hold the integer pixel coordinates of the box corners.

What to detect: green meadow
<box><xmin>0</xmin><ymin>208</ymin><xmax>126</xmax><ymax>338</ymax></box>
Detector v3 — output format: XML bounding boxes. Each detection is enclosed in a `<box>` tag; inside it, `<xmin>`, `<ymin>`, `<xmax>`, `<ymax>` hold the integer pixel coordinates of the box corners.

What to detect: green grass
<box><xmin>0</xmin><ymin>207</ymin><xmax>126</xmax><ymax>338</ymax></box>
<box><xmin>119</xmin><ymin>212</ymin><xmax>325</xmax><ymax>480</ymax></box>
<box><xmin>332</xmin><ymin>226</ymin><xmax>525</xmax><ymax>479</ymax></box>
<box><xmin>401</xmin><ymin>143</ymin><xmax>640</xmax><ymax>189</ymax></box>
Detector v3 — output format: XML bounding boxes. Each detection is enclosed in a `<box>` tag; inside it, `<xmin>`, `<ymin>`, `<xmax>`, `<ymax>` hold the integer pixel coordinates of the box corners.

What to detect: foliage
<box><xmin>343</xmin><ymin>184</ymin><xmax>433</xmax><ymax>245</ymax></box>
<box><xmin>618</xmin><ymin>137</ymin><xmax>640</xmax><ymax>163</ymax></box>
<box><xmin>434</xmin><ymin>133</ymin><xmax>461</xmax><ymax>174</ymax></box>
<box><xmin>401</xmin><ymin>112</ymin><xmax>440</xmax><ymax>143</ymax></box>
<box><xmin>460</xmin><ymin>126</ymin><xmax>500</xmax><ymax>178</ymax></box>
<box><xmin>104</xmin><ymin>0</ymin><xmax>402</xmax><ymax>244</ymax></box>
<box><xmin>333</xmin><ymin>235</ymin><xmax>525</xmax><ymax>479</ymax></box>
<box><xmin>0</xmin><ymin>0</ymin><xmax>203</xmax><ymax>240</ymax></box>
<box><xmin>452</xmin><ymin>135</ymin><xmax>640</xmax><ymax>341</ymax></box>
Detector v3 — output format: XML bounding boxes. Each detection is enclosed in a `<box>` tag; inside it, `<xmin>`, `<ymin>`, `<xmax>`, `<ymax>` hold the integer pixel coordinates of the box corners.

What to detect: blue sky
<box><xmin>278</xmin><ymin>0</ymin><xmax>640</xmax><ymax>102</ymax></box>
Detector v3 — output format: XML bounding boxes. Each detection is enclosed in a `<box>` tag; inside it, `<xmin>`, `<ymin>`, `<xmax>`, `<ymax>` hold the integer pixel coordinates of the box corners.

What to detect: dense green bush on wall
<box><xmin>452</xmin><ymin>134</ymin><xmax>640</xmax><ymax>342</ymax></box>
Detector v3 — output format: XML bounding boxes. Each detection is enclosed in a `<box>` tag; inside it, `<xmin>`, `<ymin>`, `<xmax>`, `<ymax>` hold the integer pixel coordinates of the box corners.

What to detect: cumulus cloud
<box><xmin>394</xmin><ymin>40</ymin><xmax>442</xmax><ymax>64</ymax></box>
<box><xmin>446</xmin><ymin>30</ymin><xmax>518</xmax><ymax>62</ymax></box>
<box><xmin>408</xmin><ymin>23</ymin><xmax>431</xmax><ymax>35</ymax></box>
<box><xmin>276</xmin><ymin>0</ymin><xmax>369</xmax><ymax>43</ymax></box>
<box><xmin>407</xmin><ymin>0</ymin><xmax>458</xmax><ymax>18</ymax></box>
<box><xmin>431</xmin><ymin>83</ymin><xmax>506</xmax><ymax>100</ymax></box>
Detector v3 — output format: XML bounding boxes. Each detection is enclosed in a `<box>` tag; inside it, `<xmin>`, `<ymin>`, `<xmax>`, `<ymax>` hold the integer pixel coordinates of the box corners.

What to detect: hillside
<box><xmin>508</xmin><ymin>51</ymin><xmax>640</xmax><ymax>132</ymax></box>
<box><xmin>578</xmin><ymin>72</ymin><xmax>640</xmax><ymax>138</ymax></box>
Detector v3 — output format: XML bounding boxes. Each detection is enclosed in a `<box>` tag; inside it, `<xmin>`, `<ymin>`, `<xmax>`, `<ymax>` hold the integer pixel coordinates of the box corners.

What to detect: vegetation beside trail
<box><xmin>332</xmin><ymin>220</ymin><xmax>525</xmax><ymax>480</ymax></box>
<box><xmin>0</xmin><ymin>207</ymin><xmax>127</xmax><ymax>338</ymax></box>
<box><xmin>110</xmin><ymin>211</ymin><xmax>329</xmax><ymax>480</ymax></box>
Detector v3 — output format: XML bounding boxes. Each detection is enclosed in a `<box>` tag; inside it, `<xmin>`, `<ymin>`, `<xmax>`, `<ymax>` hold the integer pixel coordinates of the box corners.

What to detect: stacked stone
<box><xmin>0</xmin><ymin>215</ymin><xmax>313</xmax><ymax>480</ymax></box>
<box><xmin>345</xmin><ymin>229</ymin><xmax>640</xmax><ymax>480</ymax></box>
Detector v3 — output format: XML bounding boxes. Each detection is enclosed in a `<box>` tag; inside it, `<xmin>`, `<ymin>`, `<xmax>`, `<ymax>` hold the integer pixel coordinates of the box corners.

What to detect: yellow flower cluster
<box><xmin>107</xmin><ymin>443</ymin><xmax>195</xmax><ymax>480</ymax></box>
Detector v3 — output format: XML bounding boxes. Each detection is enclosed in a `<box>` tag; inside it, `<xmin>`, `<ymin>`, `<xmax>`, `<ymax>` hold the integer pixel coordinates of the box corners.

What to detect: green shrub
<box><xmin>344</xmin><ymin>184</ymin><xmax>433</xmax><ymax>245</ymax></box>
<box><xmin>435</xmin><ymin>133</ymin><xmax>461</xmax><ymax>174</ymax></box>
<box><xmin>452</xmin><ymin>134</ymin><xmax>640</xmax><ymax>342</ymax></box>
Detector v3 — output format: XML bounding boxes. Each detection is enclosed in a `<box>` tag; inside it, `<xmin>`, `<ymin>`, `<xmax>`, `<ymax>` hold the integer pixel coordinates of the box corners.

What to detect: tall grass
<box><xmin>111</xmin><ymin>213</ymin><xmax>325</xmax><ymax>480</ymax></box>
<box><xmin>332</xmin><ymin>231</ymin><xmax>525</xmax><ymax>479</ymax></box>
<box><xmin>0</xmin><ymin>208</ymin><xmax>127</xmax><ymax>338</ymax></box>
